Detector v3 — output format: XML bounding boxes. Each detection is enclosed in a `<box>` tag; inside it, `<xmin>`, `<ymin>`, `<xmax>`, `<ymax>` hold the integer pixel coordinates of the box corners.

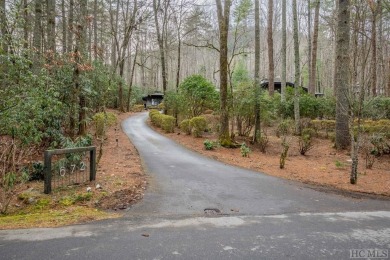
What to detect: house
<box><xmin>260</xmin><ymin>80</ymin><xmax>324</xmax><ymax>97</ymax></box>
<box><xmin>260</xmin><ymin>80</ymin><xmax>308</xmax><ymax>93</ymax></box>
<box><xmin>142</xmin><ymin>92</ymin><xmax>164</xmax><ymax>108</ymax></box>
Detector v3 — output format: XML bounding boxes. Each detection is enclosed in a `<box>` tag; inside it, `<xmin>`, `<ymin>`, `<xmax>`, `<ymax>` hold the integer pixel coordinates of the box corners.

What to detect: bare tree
<box><xmin>153</xmin><ymin>0</ymin><xmax>169</xmax><ymax>94</ymax></box>
<box><xmin>47</xmin><ymin>0</ymin><xmax>56</xmax><ymax>54</ymax></box>
<box><xmin>126</xmin><ymin>40</ymin><xmax>139</xmax><ymax>112</ymax></box>
<box><xmin>368</xmin><ymin>0</ymin><xmax>379</xmax><ymax>96</ymax></box>
<box><xmin>172</xmin><ymin>0</ymin><xmax>194</xmax><ymax>91</ymax></box>
<box><xmin>61</xmin><ymin>0</ymin><xmax>67</xmax><ymax>53</ymax></box>
<box><xmin>93</xmin><ymin>0</ymin><xmax>98</xmax><ymax>60</ymax></box>
<box><xmin>308</xmin><ymin>0</ymin><xmax>312</xmax><ymax>95</ymax></box>
<box><xmin>253</xmin><ymin>0</ymin><xmax>261</xmax><ymax>143</ymax></box>
<box><xmin>68</xmin><ymin>0</ymin><xmax>74</xmax><ymax>52</ymax></box>
<box><xmin>293</xmin><ymin>0</ymin><xmax>300</xmax><ymax>134</ymax></box>
<box><xmin>281</xmin><ymin>0</ymin><xmax>286</xmax><ymax>102</ymax></box>
<box><xmin>23</xmin><ymin>0</ymin><xmax>28</xmax><ymax>50</ymax></box>
<box><xmin>110</xmin><ymin>0</ymin><xmax>142</xmax><ymax>111</ymax></box>
<box><xmin>78</xmin><ymin>0</ymin><xmax>88</xmax><ymax>135</ymax></box>
<box><xmin>32</xmin><ymin>0</ymin><xmax>43</xmax><ymax>72</ymax></box>
<box><xmin>215</xmin><ymin>0</ymin><xmax>233</xmax><ymax>147</ymax></box>
<box><xmin>309</xmin><ymin>0</ymin><xmax>320</xmax><ymax>95</ymax></box>
<box><xmin>335</xmin><ymin>0</ymin><xmax>351</xmax><ymax>150</ymax></box>
<box><xmin>0</xmin><ymin>0</ymin><xmax>9</xmax><ymax>53</ymax></box>
<box><xmin>267</xmin><ymin>0</ymin><xmax>274</xmax><ymax>96</ymax></box>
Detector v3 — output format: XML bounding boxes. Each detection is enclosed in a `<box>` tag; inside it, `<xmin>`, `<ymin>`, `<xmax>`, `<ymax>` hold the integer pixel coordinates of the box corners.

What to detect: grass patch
<box><xmin>0</xmin><ymin>206</ymin><xmax>120</xmax><ymax>230</ymax></box>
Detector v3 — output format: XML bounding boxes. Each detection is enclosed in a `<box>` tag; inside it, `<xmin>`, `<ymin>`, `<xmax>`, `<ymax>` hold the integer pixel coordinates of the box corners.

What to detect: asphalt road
<box><xmin>1</xmin><ymin>112</ymin><xmax>389</xmax><ymax>260</ymax></box>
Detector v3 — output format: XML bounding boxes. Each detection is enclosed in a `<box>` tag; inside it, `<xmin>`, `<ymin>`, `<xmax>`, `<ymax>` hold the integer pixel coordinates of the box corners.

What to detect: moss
<box><xmin>219</xmin><ymin>133</ymin><xmax>234</xmax><ymax>148</ymax></box>
<box><xmin>59</xmin><ymin>196</ymin><xmax>75</xmax><ymax>206</ymax></box>
<box><xmin>34</xmin><ymin>198</ymin><xmax>51</xmax><ymax>210</ymax></box>
<box><xmin>0</xmin><ymin>206</ymin><xmax>119</xmax><ymax>229</ymax></box>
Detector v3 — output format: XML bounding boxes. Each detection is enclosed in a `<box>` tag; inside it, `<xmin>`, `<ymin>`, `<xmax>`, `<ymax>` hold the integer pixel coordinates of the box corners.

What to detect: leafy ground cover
<box><xmin>0</xmin><ymin>111</ymin><xmax>147</xmax><ymax>229</ymax></box>
<box><xmin>151</xmin><ymin>120</ymin><xmax>390</xmax><ymax>198</ymax></box>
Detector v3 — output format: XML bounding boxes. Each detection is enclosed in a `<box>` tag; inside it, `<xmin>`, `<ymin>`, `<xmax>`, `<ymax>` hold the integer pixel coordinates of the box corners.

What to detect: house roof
<box><xmin>260</xmin><ymin>80</ymin><xmax>308</xmax><ymax>92</ymax></box>
<box><xmin>142</xmin><ymin>92</ymin><xmax>164</xmax><ymax>101</ymax></box>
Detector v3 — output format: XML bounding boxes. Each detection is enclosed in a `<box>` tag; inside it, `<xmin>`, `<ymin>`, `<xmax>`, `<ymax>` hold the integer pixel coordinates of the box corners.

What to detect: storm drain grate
<box><xmin>204</xmin><ymin>208</ymin><xmax>222</xmax><ymax>216</ymax></box>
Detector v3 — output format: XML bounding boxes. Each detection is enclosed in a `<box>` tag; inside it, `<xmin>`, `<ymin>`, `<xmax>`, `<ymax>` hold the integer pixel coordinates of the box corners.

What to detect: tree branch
<box><xmin>183</xmin><ymin>41</ymin><xmax>220</xmax><ymax>52</ymax></box>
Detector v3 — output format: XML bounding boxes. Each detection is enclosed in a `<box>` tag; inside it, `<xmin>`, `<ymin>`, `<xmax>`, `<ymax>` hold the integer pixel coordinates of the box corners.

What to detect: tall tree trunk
<box><xmin>267</xmin><ymin>0</ymin><xmax>274</xmax><ymax>96</ymax></box>
<box><xmin>378</xmin><ymin>0</ymin><xmax>384</xmax><ymax>94</ymax></box>
<box><xmin>0</xmin><ymin>0</ymin><xmax>5</xmax><ymax>52</ymax></box>
<box><xmin>335</xmin><ymin>0</ymin><xmax>351</xmax><ymax>150</ymax></box>
<box><xmin>32</xmin><ymin>0</ymin><xmax>43</xmax><ymax>72</ymax></box>
<box><xmin>67</xmin><ymin>0</ymin><xmax>74</xmax><ymax>52</ymax></box>
<box><xmin>93</xmin><ymin>0</ymin><xmax>98</xmax><ymax>60</ymax></box>
<box><xmin>332</xmin><ymin>0</ymin><xmax>339</xmax><ymax>96</ymax></box>
<box><xmin>351</xmin><ymin>2</ymin><xmax>359</xmax><ymax>89</ymax></box>
<box><xmin>110</xmin><ymin>0</ymin><xmax>119</xmax><ymax>70</ymax></box>
<box><xmin>153</xmin><ymin>0</ymin><xmax>168</xmax><ymax>94</ymax></box>
<box><xmin>127</xmin><ymin>42</ymin><xmax>139</xmax><ymax>112</ymax></box>
<box><xmin>293</xmin><ymin>0</ymin><xmax>301</xmax><ymax>134</ymax></box>
<box><xmin>308</xmin><ymin>0</ymin><xmax>312</xmax><ymax>94</ymax></box>
<box><xmin>369</xmin><ymin>1</ymin><xmax>378</xmax><ymax>97</ymax></box>
<box><xmin>309</xmin><ymin>0</ymin><xmax>320</xmax><ymax>96</ymax></box>
<box><xmin>78</xmin><ymin>0</ymin><xmax>88</xmax><ymax>136</ymax></box>
<box><xmin>23</xmin><ymin>0</ymin><xmax>28</xmax><ymax>50</ymax></box>
<box><xmin>61</xmin><ymin>0</ymin><xmax>67</xmax><ymax>53</ymax></box>
<box><xmin>0</xmin><ymin>0</ymin><xmax>9</xmax><ymax>53</ymax></box>
<box><xmin>388</xmin><ymin>58</ymin><xmax>390</xmax><ymax>97</ymax></box>
<box><xmin>216</xmin><ymin>0</ymin><xmax>232</xmax><ymax>147</ymax></box>
<box><xmin>281</xmin><ymin>0</ymin><xmax>287</xmax><ymax>102</ymax></box>
<box><xmin>253</xmin><ymin>0</ymin><xmax>261</xmax><ymax>143</ymax></box>
<box><xmin>47</xmin><ymin>0</ymin><xmax>56</xmax><ymax>54</ymax></box>
<box><xmin>176</xmin><ymin>35</ymin><xmax>181</xmax><ymax>91</ymax></box>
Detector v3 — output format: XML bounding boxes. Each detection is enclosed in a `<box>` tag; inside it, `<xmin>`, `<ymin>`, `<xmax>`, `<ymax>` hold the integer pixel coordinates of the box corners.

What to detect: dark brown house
<box><xmin>142</xmin><ymin>92</ymin><xmax>164</xmax><ymax>108</ymax></box>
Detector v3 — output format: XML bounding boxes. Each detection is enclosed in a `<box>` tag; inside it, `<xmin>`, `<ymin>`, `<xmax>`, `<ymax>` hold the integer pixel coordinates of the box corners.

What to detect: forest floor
<box><xmin>0</xmin><ymin>111</ymin><xmax>147</xmax><ymax>229</ymax></box>
<box><xmin>2</xmin><ymin>111</ymin><xmax>389</xmax><ymax>229</ymax></box>
<box><xmin>151</xmin><ymin>120</ymin><xmax>390</xmax><ymax>198</ymax></box>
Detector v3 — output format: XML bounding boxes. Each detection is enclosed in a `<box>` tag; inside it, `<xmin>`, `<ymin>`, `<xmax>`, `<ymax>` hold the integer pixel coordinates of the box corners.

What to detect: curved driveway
<box><xmin>1</xmin><ymin>112</ymin><xmax>390</xmax><ymax>260</ymax></box>
<box><xmin>123</xmin><ymin>112</ymin><xmax>388</xmax><ymax>216</ymax></box>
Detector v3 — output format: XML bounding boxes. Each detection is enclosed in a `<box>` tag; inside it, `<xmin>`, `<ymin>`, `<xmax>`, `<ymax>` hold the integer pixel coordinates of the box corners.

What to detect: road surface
<box><xmin>1</xmin><ymin>112</ymin><xmax>389</xmax><ymax>260</ymax></box>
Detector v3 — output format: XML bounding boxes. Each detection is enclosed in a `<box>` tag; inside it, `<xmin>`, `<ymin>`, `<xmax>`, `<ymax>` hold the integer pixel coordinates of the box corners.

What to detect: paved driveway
<box><xmin>1</xmin><ymin>112</ymin><xmax>389</xmax><ymax>260</ymax></box>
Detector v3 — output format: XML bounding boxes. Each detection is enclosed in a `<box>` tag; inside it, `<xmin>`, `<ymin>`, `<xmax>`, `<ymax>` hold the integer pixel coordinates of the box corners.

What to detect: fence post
<box><xmin>43</xmin><ymin>146</ymin><xmax>96</xmax><ymax>194</ymax></box>
<box><xmin>90</xmin><ymin>147</ymin><xmax>96</xmax><ymax>181</ymax></box>
<box><xmin>44</xmin><ymin>151</ymin><xmax>52</xmax><ymax>194</ymax></box>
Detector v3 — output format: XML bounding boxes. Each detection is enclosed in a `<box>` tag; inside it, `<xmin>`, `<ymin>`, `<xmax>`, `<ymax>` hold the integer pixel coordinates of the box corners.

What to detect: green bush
<box><xmin>149</xmin><ymin>110</ymin><xmax>163</xmax><ymax>127</ymax></box>
<box><xmin>92</xmin><ymin>112</ymin><xmax>117</xmax><ymax>137</ymax></box>
<box><xmin>179</xmin><ymin>119</ymin><xmax>192</xmax><ymax>135</ymax></box>
<box><xmin>204</xmin><ymin>140</ymin><xmax>217</xmax><ymax>150</ymax></box>
<box><xmin>358</xmin><ymin>120</ymin><xmax>390</xmax><ymax>139</ymax></box>
<box><xmin>301</xmin><ymin>127</ymin><xmax>316</xmax><ymax>139</ymax></box>
<box><xmin>369</xmin><ymin>133</ymin><xmax>390</xmax><ymax>156</ymax></box>
<box><xmin>161</xmin><ymin>115</ymin><xmax>176</xmax><ymax>133</ymax></box>
<box><xmin>240</xmin><ymin>143</ymin><xmax>251</xmax><ymax>157</ymax></box>
<box><xmin>157</xmin><ymin>102</ymin><xmax>165</xmax><ymax>111</ymax></box>
<box><xmin>132</xmin><ymin>104</ymin><xmax>145</xmax><ymax>112</ymax></box>
<box><xmin>257</xmin><ymin>131</ymin><xmax>269</xmax><ymax>153</ymax></box>
<box><xmin>364</xmin><ymin>97</ymin><xmax>390</xmax><ymax>119</ymax></box>
<box><xmin>179</xmin><ymin>75</ymin><xmax>219</xmax><ymax>117</ymax></box>
<box><xmin>149</xmin><ymin>109</ymin><xmax>160</xmax><ymax>117</ymax></box>
<box><xmin>276</xmin><ymin>119</ymin><xmax>294</xmax><ymax>137</ymax></box>
<box><xmin>311</xmin><ymin>119</ymin><xmax>336</xmax><ymax>137</ymax></box>
<box><xmin>190</xmin><ymin>116</ymin><xmax>208</xmax><ymax>137</ymax></box>
<box><xmin>202</xmin><ymin>114</ymin><xmax>220</xmax><ymax>133</ymax></box>
<box><xmin>299</xmin><ymin>128</ymin><xmax>316</xmax><ymax>155</ymax></box>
